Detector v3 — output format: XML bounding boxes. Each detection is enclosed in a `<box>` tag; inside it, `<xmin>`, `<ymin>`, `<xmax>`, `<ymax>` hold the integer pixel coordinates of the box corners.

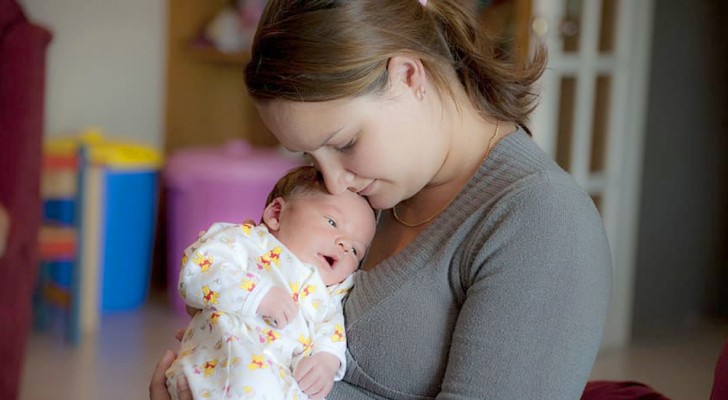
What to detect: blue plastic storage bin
<box><xmin>100</xmin><ymin>169</ymin><xmax>159</xmax><ymax>311</ymax></box>
<box><xmin>47</xmin><ymin>130</ymin><xmax>163</xmax><ymax>313</ymax></box>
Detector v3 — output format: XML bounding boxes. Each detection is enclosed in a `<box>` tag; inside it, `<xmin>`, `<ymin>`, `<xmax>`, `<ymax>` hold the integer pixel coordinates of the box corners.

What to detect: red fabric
<box><xmin>582</xmin><ymin>381</ymin><xmax>671</xmax><ymax>400</ymax></box>
<box><xmin>711</xmin><ymin>340</ymin><xmax>728</xmax><ymax>400</ymax></box>
<box><xmin>0</xmin><ymin>0</ymin><xmax>51</xmax><ymax>398</ymax></box>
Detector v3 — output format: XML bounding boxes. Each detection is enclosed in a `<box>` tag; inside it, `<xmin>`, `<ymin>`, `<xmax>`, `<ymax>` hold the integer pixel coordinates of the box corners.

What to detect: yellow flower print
<box><xmin>298</xmin><ymin>335</ymin><xmax>313</xmax><ymax>356</ymax></box>
<box><xmin>197</xmin><ymin>359</ymin><xmax>217</xmax><ymax>377</ymax></box>
<box><xmin>256</xmin><ymin>246</ymin><xmax>282</xmax><ymax>270</ymax></box>
<box><xmin>220</xmin><ymin>357</ymin><xmax>240</xmax><ymax>368</ymax></box>
<box><xmin>202</xmin><ymin>285</ymin><xmax>219</xmax><ymax>306</ymax></box>
<box><xmin>193</xmin><ymin>252</ymin><xmax>214</xmax><ymax>272</ymax></box>
<box><xmin>247</xmin><ymin>354</ymin><xmax>268</xmax><ymax>370</ymax></box>
<box><xmin>262</xmin><ymin>328</ymin><xmax>280</xmax><ymax>343</ymax></box>
<box><xmin>209</xmin><ymin>311</ymin><xmax>222</xmax><ymax>325</ymax></box>
<box><xmin>290</xmin><ymin>281</ymin><xmax>301</xmax><ymax>302</ymax></box>
<box><xmin>331</xmin><ymin>324</ymin><xmax>345</xmax><ymax>343</ymax></box>
<box><xmin>301</xmin><ymin>284</ymin><xmax>316</xmax><ymax>299</ymax></box>
<box><xmin>241</xmin><ymin>223</ymin><xmax>253</xmax><ymax>236</ymax></box>
<box><xmin>240</xmin><ymin>273</ymin><xmax>257</xmax><ymax>292</ymax></box>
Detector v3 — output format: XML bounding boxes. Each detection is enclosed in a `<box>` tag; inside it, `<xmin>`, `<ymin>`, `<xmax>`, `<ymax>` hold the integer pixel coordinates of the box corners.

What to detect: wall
<box><xmin>632</xmin><ymin>0</ymin><xmax>727</xmax><ymax>339</ymax></box>
<box><xmin>19</xmin><ymin>0</ymin><xmax>166</xmax><ymax>149</ymax></box>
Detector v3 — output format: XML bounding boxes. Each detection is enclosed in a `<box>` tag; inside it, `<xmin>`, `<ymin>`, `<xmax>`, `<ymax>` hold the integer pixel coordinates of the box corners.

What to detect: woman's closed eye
<box><xmin>334</xmin><ymin>138</ymin><xmax>356</xmax><ymax>152</ymax></box>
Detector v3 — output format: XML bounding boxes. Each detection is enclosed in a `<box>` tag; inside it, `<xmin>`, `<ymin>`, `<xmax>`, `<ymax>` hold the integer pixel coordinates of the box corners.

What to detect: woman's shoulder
<box><xmin>451</xmin><ymin>133</ymin><xmax>611</xmax><ymax>290</ymax></box>
<box><xmin>455</xmin><ymin>128</ymin><xmax>607</xmax><ymax>252</ymax></box>
<box><xmin>464</xmin><ymin>128</ymin><xmax>586</xmax><ymax>211</ymax></box>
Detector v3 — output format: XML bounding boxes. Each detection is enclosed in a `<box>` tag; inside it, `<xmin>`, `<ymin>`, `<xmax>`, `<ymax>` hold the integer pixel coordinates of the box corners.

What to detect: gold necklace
<box><xmin>392</xmin><ymin>119</ymin><xmax>501</xmax><ymax>228</ymax></box>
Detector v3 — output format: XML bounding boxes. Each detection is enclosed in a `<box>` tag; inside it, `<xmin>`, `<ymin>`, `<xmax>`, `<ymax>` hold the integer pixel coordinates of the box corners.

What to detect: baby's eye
<box><xmin>327</xmin><ymin>218</ymin><xmax>337</xmax><ymax>227</ymax></box>
<box><xmin>351</xmin><ymin>248</ymin><xmax>359</xmax><ymax>256</ymax></box>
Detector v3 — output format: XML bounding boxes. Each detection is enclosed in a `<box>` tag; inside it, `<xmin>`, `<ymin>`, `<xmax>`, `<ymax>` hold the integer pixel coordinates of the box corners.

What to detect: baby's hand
<box><xmin>256</xmin><ymin>286</ymin><xmax>298</xmax><ymax>328</ymax></box>
<box><xmin>294</xmin><ymin>352</ymin><xmax>341</xmax><ymax>400</ymax></box>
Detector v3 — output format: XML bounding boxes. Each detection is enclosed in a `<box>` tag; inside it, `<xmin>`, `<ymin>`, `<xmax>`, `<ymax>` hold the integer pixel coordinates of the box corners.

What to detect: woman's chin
<box><xmin>366</xmin><ymin>196</ymin><xmax>397</xmax><ymax>211</ymax></box>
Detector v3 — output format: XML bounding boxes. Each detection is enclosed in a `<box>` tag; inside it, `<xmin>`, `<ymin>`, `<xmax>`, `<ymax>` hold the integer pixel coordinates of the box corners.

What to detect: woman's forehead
<box><xmin>258</xmin><ymin>99</ymin><xmax>362</xmax><ymax>150</ymax></box>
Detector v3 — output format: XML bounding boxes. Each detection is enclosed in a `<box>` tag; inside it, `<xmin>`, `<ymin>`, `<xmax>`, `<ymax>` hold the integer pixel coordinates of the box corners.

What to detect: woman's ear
<box><xmin>386</xmin><ymin>55</ymin><xmax>427</xmax><ymax>97</ymax></box>
<box><xmin>262</xmin><ymin>197</ymin><xmax>286</xmax><ymax>231</ymax></box>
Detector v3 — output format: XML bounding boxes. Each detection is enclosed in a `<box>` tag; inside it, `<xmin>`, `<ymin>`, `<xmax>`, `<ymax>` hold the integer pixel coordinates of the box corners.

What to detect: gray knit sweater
<box><xmin>328</xmin><ymin>129</ymin><xmax>612</xmax><ymax>400</ymax></box>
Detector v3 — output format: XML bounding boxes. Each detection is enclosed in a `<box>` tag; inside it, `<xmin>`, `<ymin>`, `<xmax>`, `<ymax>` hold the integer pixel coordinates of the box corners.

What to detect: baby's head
<box><xmin>262</xmin><ymin>166</ymin><xmax>376</xmax><ymax>285</ymax></box>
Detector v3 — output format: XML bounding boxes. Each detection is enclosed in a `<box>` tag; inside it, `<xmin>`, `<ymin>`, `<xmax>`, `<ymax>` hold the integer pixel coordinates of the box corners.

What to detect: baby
<box><xmin>166</xmin><ymin>166</ymin><xmax>376</xmax><ymax>400</ymax></box>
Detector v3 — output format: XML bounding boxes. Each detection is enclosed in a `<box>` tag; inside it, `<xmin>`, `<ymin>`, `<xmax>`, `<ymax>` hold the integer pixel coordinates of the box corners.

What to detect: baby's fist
<box><xmin>256</xmin><ymin>286</ymin><xmax>298</xmax><ymax>328</ymax></box>
<box><xmin>294</xmin><ymin>352</ymin><xmax>340</xmax><ymax>399</ymax></box>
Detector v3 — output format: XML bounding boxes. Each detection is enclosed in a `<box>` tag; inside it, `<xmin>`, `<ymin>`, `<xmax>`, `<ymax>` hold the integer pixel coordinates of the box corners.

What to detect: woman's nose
<box><xmin>317</xmin><ymin>156</ymin><xmax>354</xmax><ymax>195</ymax></box>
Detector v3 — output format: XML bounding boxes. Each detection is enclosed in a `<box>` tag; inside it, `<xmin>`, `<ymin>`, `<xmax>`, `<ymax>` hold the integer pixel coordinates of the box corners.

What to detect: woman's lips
<box><xmin>358</xmin><ymin>180</ymin><xmax>375</xmax><ymax>196</ymax></box>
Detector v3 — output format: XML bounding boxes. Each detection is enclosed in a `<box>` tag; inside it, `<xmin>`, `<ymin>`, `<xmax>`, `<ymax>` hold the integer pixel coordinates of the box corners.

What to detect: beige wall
<box><xmin>20</xmin><ymin>0</ymin><xmax>166</xmax><ymax>149</ymax></box>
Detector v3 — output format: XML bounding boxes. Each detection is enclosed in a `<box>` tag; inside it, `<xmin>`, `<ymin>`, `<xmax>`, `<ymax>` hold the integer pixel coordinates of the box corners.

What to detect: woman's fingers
<box><xmin>150</xmin><ymin>350</ymin><xmax>193</xmax><ymax>400</ymax></box>
<box><xmin>149</xmin><ymin>350</ymin><xmax>175</xmax><ymax>400</ymax></box>
<box><xmin>175</xmin><ymin>376</ymin><xmax>192</xmax><ymax>400</ymax></box>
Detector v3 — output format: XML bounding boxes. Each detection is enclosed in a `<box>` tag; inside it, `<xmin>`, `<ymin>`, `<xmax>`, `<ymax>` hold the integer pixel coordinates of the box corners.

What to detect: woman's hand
<box><xmin>150</xmin><ymin>321</ymin><xmax>196</xmax><ymax>400</ymax></box>
<box><xmin>149</xmin><ymin>350</ymin><xmax>192</xmax><ymax>400</ymax></box>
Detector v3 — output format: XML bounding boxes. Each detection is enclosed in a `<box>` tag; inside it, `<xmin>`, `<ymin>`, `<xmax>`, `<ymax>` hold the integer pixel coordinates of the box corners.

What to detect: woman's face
<box><xmin>257</xmin><ymin>92</ymin><xmax>449</xmax><ymax>210</ymax></box>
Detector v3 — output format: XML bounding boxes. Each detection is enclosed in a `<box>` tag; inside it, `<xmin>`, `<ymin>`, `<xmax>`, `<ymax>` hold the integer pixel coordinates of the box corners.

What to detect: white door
<box><xmin>529</xmin><ymin>0</ymin><xmax>655</xmax><ymax>350</ymax></box>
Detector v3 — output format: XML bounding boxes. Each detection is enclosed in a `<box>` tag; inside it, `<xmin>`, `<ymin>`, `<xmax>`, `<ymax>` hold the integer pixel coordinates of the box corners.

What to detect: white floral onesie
<box><xmin>166</xmin><ymin>222</ymin><xmax>351</xmax><ymax>400</ymax></box>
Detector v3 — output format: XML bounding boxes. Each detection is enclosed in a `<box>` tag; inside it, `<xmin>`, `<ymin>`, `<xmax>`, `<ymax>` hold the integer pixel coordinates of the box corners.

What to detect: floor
<box><xmin>19</xmin><ymin>291</ymin><xmax>726</xmax><ymax>400</ymax></box>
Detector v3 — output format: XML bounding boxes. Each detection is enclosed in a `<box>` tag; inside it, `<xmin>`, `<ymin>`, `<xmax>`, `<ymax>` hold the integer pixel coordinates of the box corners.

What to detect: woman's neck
<box><xmin>401</xmin><ymin>97</ymin><xmax>510</xmax><ymax>212</ymax></box>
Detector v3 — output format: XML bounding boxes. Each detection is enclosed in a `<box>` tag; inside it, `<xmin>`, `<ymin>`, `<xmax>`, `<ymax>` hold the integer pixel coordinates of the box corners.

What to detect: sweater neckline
<box><xmin>353</xmin><ymin>127</ymin><xmax>534</xmax><ymax>301</ymax></box>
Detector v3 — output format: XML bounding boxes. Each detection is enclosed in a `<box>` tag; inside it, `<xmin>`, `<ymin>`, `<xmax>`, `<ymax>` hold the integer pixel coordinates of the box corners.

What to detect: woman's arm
<box><xmin>439</xmin><ymin>180</ymin><xmax>612</xmax><ymax>399</ymax></box>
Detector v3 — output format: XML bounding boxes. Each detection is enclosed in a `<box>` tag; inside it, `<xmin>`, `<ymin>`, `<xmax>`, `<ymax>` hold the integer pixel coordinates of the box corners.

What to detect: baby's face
<box><xmin>266</xmin><ymin>190</ymin><xmax>376</xmax><ymax>285</ymax></box>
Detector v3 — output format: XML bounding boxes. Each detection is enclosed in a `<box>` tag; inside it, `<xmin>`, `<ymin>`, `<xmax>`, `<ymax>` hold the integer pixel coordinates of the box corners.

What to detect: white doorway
<box><xmin>529</xmin><ymin>0</ymin><xmax>655</xmax><ymax>350</ymax></box>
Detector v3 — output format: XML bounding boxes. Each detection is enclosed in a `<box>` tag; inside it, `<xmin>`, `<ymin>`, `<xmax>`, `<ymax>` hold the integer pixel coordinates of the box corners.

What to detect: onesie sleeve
<box><xmin>308</xmin><ymin>276</ymin><xmax>354</xmax><ymax>381</ymax></box>
<box><xmin>178</xmin><ymin>222</ymin><xmax>272</xmax><ymax>317</ymax></box>
<box><xmin>438</xmin><ymin>178</ymin><xmax>612</xmax><ymax>399</ymax></box>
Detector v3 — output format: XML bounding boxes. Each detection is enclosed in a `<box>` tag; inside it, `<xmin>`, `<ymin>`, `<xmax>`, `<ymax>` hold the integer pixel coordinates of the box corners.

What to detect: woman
<box><xmin>151</xmin><ymin>1</ymin><xmax>611</xmax><ymax>398</ymax></box>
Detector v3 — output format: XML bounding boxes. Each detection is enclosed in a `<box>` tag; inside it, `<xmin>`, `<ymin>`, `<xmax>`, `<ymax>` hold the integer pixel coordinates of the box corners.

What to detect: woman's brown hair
<box><xmin>245</xmin><ymin>0</ymin><xmax>546</xmax><ymax>130</ymax></box>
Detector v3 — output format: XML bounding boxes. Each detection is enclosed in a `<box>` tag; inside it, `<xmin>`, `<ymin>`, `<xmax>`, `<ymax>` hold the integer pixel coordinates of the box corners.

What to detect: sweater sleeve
<box><xmin>178</xmin><ymin>222</ymin><xmax>272</xmax><ymax>317</ymax></box>
<box><xmin>438</xmin><ymin>177</ymin><xmax>612</xmax><ymax>399</ymax></box>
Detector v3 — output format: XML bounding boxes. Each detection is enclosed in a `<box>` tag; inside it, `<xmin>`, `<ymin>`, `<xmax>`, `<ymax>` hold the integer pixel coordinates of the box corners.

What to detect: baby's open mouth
<box><xmin>323</xmin><ymin>256</ymin><xmax>335</xmax><ymax>267</ymax></box>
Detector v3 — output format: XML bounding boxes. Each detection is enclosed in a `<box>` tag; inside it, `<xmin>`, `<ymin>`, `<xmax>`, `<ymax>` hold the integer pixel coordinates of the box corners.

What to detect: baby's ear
<box><xmin>262</xmin><ymin>197</ymin><xmax>285</xmax><ymax>231</ymax></box>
